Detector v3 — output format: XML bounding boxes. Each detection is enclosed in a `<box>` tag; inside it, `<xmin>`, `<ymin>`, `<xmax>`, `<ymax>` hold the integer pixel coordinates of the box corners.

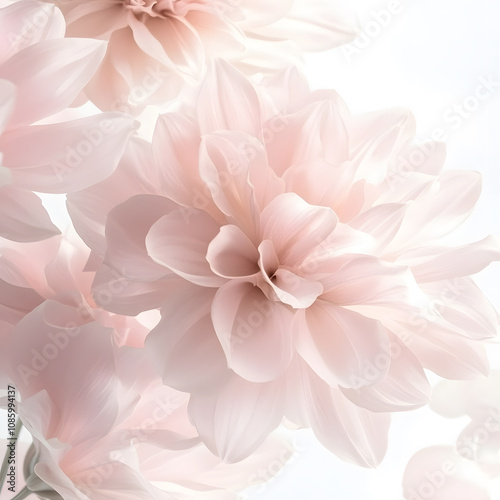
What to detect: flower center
<box><xmin>123</xmin><ymin>0</ymin><xmax>180</xmax><ymax>17</ymax></box>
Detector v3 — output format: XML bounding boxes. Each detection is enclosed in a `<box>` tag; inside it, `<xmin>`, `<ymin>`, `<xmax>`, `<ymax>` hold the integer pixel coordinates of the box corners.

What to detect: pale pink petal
<box><xmin>146</xmin><ymin>208</ymin><xmax>226</xmax><ymax>287</ymax></box>
<box><xmin>457</xmin><ymin>417</ymin><xmax>500</xmax><ymax>465</ymax></box>
<box><xmin>269</xmin><ymin>268</ymin><xmax>323</xmax><ymax>309</ymax></box>
<box><xmin>429</xmin><ymin>379</ymin><xmax>479</xmax><ymax>419</ymax></box>
<box><xmin>392</xmin><ymin>170</ymin><xmax>483</xmax><ymax>249</ymax></box>
<box><xmin>299</xmin><ymin>359</ymin><xmax>390</xmax><ymax>467</ymax></box>
<box><xmin>419</xmin><ymin>278</ymin><xmax>498</xmax><ymax>341</ymax></box>
<box><xmin>212</xmin><ymin>280</ymin><xmax>294</xmax><ymax>383</ymax></box>
<box><xmin>104</xmin><ymin>194</ymin><xmax>177</xmax><ymax>281</ymax></box>
<box><xmin>64</xmin><ymin>1</ymin><xmax>127</xmax><ymax>38</ymax></box>
<box><xmin>341</xmin><ymin>335</ymin><xmax>430</xmax><ymax>412</ymax></box>
<box><xmin>141</xmin><ymin>15</ymin><xmax>205</xmax><ymax>77</ymax></box>
<box><xmin>258</xmin><ymin>239</ymin><xmax>323</xmax><ymax>309</ymax></box>
<box><xmin>145</xmin><ymin>283</ymin><xmax>230</xmax><ymax>392</ymax></box>
<box><xmin>199</xmin><ymin>131</ymin><xmax>262</xmax><ymax>236</ymax></box>
<box><xmin>8</xmin><ymin>303</ymin><xmax>119</xmax><ymax>445</ymax></box>
<box><xmin>294</xmin><ymin>300</ymin><xmax>389</xmax><ymax>388</ymax></box>
<box><xmin>399</xmin><ymin>235</ymin><xmax>500</xmax><ymax>282</ymax></box>
<box><xmin>250</xmin><ymin>0</ymin><xmax>358</xmax><ymax>51</ymax></box>
<box><xmin>67</xmin><ymin>136</ymin><xmax>157</xmax><ymax>256</ymax></box>
<box><xmin>92</xmin><ymin>264</ymin><xmax>175</xmax><ymax>315</ymax></box>
<box><xmin>0</xmin><ymin>1</ymin><xmax>65</xmax><ymax>63</ymax></box>
<box><xmin>392</xmin><ymin>320</ymin><xmax>490</xmax><ymax>379</ymax></box>
<box><xmin>349</xmin><ymin>203</ymin><xmax>407</xmax><ymax>252</ymax></box>
<box><xmin>0</xmin><ymin>277</ymin><xmax>44</xmax><ymax>314</ymax></box>
<box><xmin>0</xmin><ymin>235</ymin><xmax>60</xmax><ymax>294</ymax></box>
<box><xmin>206</xmin><ymin>225</ymin><xmax>259</xmax><ymax>278</ymax></box>
<box><xmin>272</xmin><ymin>99</ymin><xmax>349</xmax><ymax>175</ymax></box>
<box><xmin>2</xmin><ymin>113</ymin><xmax>136</xmax><ymax>193</ymax></box>
<box><xmin>188</xmin><ymin>374</ymin><xmax>285</xmax><ymax>463</ymax></box>
<box><xmin>185</xmin><ymin>8</ymin><xmax>246</xmax><ymax>57</ymax></box>
<box><xmin>349</xmin><ymin>109</ymin><xmax>416</xmax><ymax>185</ymax></box>
<box><xmin>317</xmin><ymin>255</ymin><xmax>420</xmax><ymax>308</ymax></box>
<box><xmin>283</xmin><ymin>159</ymin><xmax>363</xmax><ymax>221</ymax></box>
<box><xmin>403</xmin><ymin>446</ymin><xmax>491</xmax><ymax>500</ymax></box>
<box><xmin>237</xmin><ymin>0</ymin><xmax>294</xmax><ymax>29</ymax></box>
<box><xmin>152</xmin><ymin>112</ymin><xmax>203</xmax><ymax>207</ymax></box>
<box><xmin>260</xmin><ymin>192</ymin><xmax>338</xmax><ymax>266</ymax></box>
<box><xmin>0</xmin><ymin>79</ymin><xmax>16</xmax><ymax>135</ymax></box>
<box><xmin>197</xmin><ymin>59</ymin><xmax>262</xmax><ymax>137</ymax></box>
<box><xmin>0</xmin><ymin>187</ymin><xmax>59</xmax><ymax>242</ymax></box>
<box><xmin>0</xmin><ymin>38</ymin><xmax>106</xmax><ymax>126</ymax></box>
<box><xmin>199</xmin><ymin>130</ymin><xmax>284</xmax><ymax>225</ymax></box>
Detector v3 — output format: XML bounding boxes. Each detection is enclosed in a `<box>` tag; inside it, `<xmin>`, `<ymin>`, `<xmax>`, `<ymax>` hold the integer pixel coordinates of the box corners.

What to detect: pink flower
<box><xmin>69</xmin><ymin>62</ymin><xmax>499</xmax><ymax>465</ymax></box>
<box><xmin>0</xmin><ymin>0</ymin><xmax>136</xmax><ymax>242</ymax></box>
<box><xmin>46</xmin><ymin>0</ymin><xmax>358</xmax><ymax>112</ymax></box>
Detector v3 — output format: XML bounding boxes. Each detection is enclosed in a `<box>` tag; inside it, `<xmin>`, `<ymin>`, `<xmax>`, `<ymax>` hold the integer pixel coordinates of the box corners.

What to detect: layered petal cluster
<box><xmin>0</xmin><ymin>0</ymin><xmax>136</xmax><ymax>242</ymax></box>
<box><xmin>0</xmin><ymin>233</ymin><xmax>291</xmax><ymax>499</ymax></box>
<box><xmin>45</xmin><ymin>0</ymin><xmax>358</xmax><ymax>112</ymax></box>
<box><xmin>69</xmin><ymin>61</ymin><xmax>500</xmax><ymax>465</ymax></box>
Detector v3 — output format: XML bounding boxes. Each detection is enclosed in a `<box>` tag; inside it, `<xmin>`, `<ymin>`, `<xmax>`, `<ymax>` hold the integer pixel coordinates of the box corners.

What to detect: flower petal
<box><xmin>298</xmin><ymin>359</ymin><xmax>390</xmax><ymax>467</ymax></box>
<box><xmin>206</xmin><ymin>224</ymin><xmax>259</xmax><ymax>278</ymax></box>
<box><xmin>0</xmin><ymin>79</ymin><xmax>16</xmax><ymax>135</ymax></box>
<box><xmin>212</xmin><ymin>280</ymin><xmax>294</xmax><ymax>383</ymax></box>
<box><xmin>67</xmin><ymin>136</ymin><xmax>157</xmax><ymax>256</ymax></box>
<box><xmin>188</xmin><ymin>373</ymin><xmax>285</xmax><ymax>463</ymax></box>
<box><xmin>341</xmin><ymin>335</ymin><xmax>430</xmax><ymax>412</ymax></box>
<box><xmin>0</xmin><ymin>187</ymin><xmax>59</xmax><ymax>242</ymax></box>
<box><xmin>250</xmin><ymin>0</ymin><xmax>358</xmax><ymax>51</ymax></box>
<box><xmin>197</xmin><ymin>59</ymin><xmax>262</xmax><ymax>138</ymax></box>
<box><xmin>104</xmin><ymin>194</ymin><xmax>177</xmax><ymax>281</ymax></box>
<box><xmin>392</xmin><ymin>170</ymin><xmax>483</xmax><ymax>250</ymax></box>
<box><xmin>260</xmin><ymin>192</ymin><xmax>338</xmax><ymax>266</ymax></box>
<box><xmin>3</xmin><ymin>113</ymin><xmax>136</xmax><ymax>193</ymax></box>
<box><xmin>403</xmin><ymin>446</ymin><xmax>491</xmax><ymax>500</ymax></box>
<box><xmin>0</xmin><ymin>38</ymin><xmax>106</xmax><ymax>126</ymax></box>
<box><xmin>145</xmin><ymin>283</ymin><xmax>230</xmax><ymax>393</ymax></box>
<box><xmin>399</xmin><ymin>235</ymin><xmax>500</xmax><ymax>282</ymax></box>
<box><xmin>146</xmin><ymin>208</ymin><xmax>226</xmax><ymax>287</ymax></box>
<box><xmin>0</xmin><ymin>1</ymin><xmax>65</xmax><ymax>63</ymax></box>
<box><xmin>294</xmin><ymin>300</ymin><xmax>390</xmax><ymax>388</ymax></box>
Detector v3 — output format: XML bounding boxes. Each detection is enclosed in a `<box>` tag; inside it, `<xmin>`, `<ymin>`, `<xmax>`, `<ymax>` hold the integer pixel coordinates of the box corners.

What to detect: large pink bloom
<box><xmin>68</xmin><ymin>62</ymin><xmax>499</xmax><ymax>465</ymax></box>
<box><xmin>45</xmin><ymin>0</ymin><xmax>358</xmax><ymax>112</ymax></box>
<box><xmin>0</xmin><ymin>0</ymin><xmax>136</xmax><ymax>242</ymax></box>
